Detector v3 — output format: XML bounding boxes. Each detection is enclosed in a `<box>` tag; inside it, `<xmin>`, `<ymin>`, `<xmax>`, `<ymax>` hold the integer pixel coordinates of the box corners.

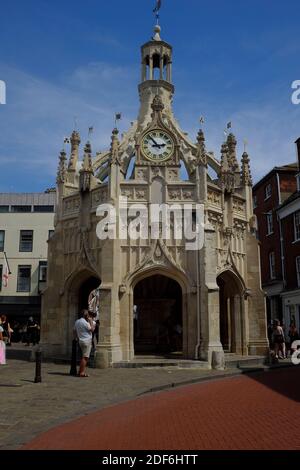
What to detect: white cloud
<box><xmin>0</xmin><ymin>58</ymin><xmax>300</xmax><ymax>191</ymax></box>
<box><xmin>0</xmin><ymin>61</ymin><xmax>139</xmax><ymax>190</ymax></box>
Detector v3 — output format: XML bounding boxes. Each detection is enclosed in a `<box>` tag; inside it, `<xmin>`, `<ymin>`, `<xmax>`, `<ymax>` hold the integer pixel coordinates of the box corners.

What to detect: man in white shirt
<box><xmin>74</xmin><ymin>310</ymin><xmax>95</xmax><ymax>377</ymax></box>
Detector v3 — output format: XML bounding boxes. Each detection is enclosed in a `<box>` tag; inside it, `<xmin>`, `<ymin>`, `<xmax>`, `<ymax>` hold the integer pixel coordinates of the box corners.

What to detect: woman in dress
<box><xmin>0</xmin><ymin>319</ymin><xmax>6</xmax><ymax>365</ymax></box>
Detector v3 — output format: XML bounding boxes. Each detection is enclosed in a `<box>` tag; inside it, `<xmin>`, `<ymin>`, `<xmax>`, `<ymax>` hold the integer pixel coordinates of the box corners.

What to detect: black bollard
<box><xmin>70</xmin><ymin>339</ymin><xmax>78</xmax><ymax>376</ymax></box>
<box><xmin>34</xmin><ymin>350</ymin><xmax>42</xmax><ymax>383</ymax></box>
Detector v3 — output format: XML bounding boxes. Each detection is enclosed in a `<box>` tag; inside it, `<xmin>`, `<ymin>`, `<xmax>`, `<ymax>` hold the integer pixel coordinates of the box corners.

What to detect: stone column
<box><xmin>167</xmin><ymin>61</ymin><xmax>172</xmax><ymax>83</ymax></box>
<box><xmin>233</xmin><ymin>294</ymin><xmax>243</xmax><ymax>354</ymax></box>
<box><xmin>141</xmin><ymin>62</ymin><xmax>147</xmax><ymax>82</ymax></box>
<box><xmin>149</xmin><ymin>56</ymin><xmax>154</xmax><ymax>80</ymax></box>
<box><xmin>160</xmin><ymin>56</ymin><xmax>164</xmax><ymax>80</ymax></box>
<box><xmin>199</xmin><ymin>224</ymin><xmax>224</xmax><ymax>367</ymax></box>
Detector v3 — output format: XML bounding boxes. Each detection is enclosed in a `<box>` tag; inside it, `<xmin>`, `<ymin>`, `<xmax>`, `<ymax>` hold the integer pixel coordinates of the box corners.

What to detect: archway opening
<box><xmin>133</xmin><ymin>274</ymin><xmax>183</xmax><ymax>356</ymax></box>
<box><xmin>217</xmin><ymin>271</ymin><xmax>243</xmax><ymax>354</ymax></box>
<box><xmin>66</xmin><ymin>271</ymin><xmax>101</xmax><ymax>354</ymax></box>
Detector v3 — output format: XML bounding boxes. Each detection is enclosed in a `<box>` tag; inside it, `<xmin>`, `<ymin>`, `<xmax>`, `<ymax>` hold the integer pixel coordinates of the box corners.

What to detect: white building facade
<box><xmin>0</xmin><ymin>192</ymin><xmax>55</xmax><ymax>322</ymax></box>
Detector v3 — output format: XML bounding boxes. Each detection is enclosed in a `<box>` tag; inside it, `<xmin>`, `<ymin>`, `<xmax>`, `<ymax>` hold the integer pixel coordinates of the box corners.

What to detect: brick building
<box><xmin>276</xmin><ymin>139</ymin><xmax>300</xmax><ymax>330</ymax></box>
<box><xmin>253</xmin><ymin>162</ymin><xmax>298</xmax><ymax>324</ymax></box>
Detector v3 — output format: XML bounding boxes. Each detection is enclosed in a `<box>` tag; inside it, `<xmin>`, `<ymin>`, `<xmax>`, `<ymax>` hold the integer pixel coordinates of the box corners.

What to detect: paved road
<box><xmin>23</xmin><ymin>367</ymin><xmax>300</xmax><ymax>450</ymax></box>
<box><xmin>0</xmin><ymin>359</ymin><xmax>241</xmax><ymax>450</ymax></box>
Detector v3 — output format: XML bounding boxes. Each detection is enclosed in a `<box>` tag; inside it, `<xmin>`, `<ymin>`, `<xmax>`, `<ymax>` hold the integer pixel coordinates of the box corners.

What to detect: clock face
<box><xmin>141</xmin><ymin>130</ymin><xmax>174</xmax><ymax>162</ymax></box>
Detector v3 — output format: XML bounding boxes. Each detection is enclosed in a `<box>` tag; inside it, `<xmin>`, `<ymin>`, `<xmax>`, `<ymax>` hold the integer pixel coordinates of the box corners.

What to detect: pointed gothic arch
<box><xmin>131</xmin><ymin>268</ymin><xmax>188</xmax><ymax>357</ymax></box>
<box><xmin>63</xmin><ymin>268</ymin><xmax>101</xmax><ymax>352</ymax></box>
<box><xmin>217</xmin><ymin>269</ymin><xmax>246</xmax><ymax>354</ymax></box>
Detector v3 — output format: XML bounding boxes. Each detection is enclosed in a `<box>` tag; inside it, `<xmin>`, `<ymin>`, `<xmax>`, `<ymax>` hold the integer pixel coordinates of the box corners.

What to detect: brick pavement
<box><xmin>22</xmin><ymin>367</ymin><xmax>300</xmax><ymax>450</ymax></box>
<box><xmin>0</xmin><ymin>359</ymin><xmax>242</xmax><ymax>450</ymax></box>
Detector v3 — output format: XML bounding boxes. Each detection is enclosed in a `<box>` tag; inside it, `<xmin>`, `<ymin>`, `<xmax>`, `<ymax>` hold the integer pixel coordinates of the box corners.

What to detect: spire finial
<box><xmin>82</xmin><ymin>141</ymin><xmax>93</xmax><ymax>173</ymax></box>
<box><xmin>110</xmin><ymin>128</ymin><xmax>120</xmax><ymax>165</ymax></box>
<box><xmin>153</xmin><ymin>1</ymin><xmax>162</xmax><ymax>29</ymax></box>
<box><xmin>153</xmin><ymin>24</ymin><xmax>162</xmax><ymax>41</ymax></box>
<box><xmin>56</xmin><ymin>149</ymin><xmax>67</xmax><ymax>185</ymax></box>
<box><xmin>241</xmin><ymin>150</ymin><xmax>253</xmax><ymax>186</ymax></box>
<box><xmin>196</xmin><ymin>128</ymin><xmax>207</xmax><ymax>166</ymax></box>
<box><xmin>68</xmin><ymin>130</ymin><xmax>81</xmax><ymax>171</ymax></box>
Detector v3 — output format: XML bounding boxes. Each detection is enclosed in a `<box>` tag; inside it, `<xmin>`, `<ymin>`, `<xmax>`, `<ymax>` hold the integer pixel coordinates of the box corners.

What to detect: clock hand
<box><xmin>149</xmin><ymin>135</ymin><xmax>159</xmax><ymax>146</ymax></box>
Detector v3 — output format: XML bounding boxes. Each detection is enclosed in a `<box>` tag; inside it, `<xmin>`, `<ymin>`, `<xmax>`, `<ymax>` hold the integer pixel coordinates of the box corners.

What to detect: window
<box><xmin>19</xmin><ymin>230</ymin><xmax>33</xmax><ymax>252</ymax></box>
<box><xmin>269</xmin><ymin>252</ymin><xmax>276</xmax><ymax>280</ymax></box>
<box><xmin>266</xmin><ymin>212</ymin><xmax>274</xmax><ymax>235</ymax></box>
<box><xmin>265</xmin><ymin>184</ymin><xmax>272</xmax><ymax>200</ymax></box>
<box><xmin>253</xmin><ymin>195</ymin><xmax>257</xmax><ymax>209</ymax></box>
<box><xmin>11</xmin><ymin>205</ymin><xmax>32</xmax><ymax>213</ymax></box>
<box><xmin>0</xmin><ymin>206</ymin><xmax>9</xmax><ymax>213</ymax></box>
<box><xmin>48</xmin><ymin>230</ymin><xmax>55</xmax><ymax>240</ymax></box>
<box><xmin>39</xmin><ymin>261</ymin><xmax>47</xmax><ymax>282</ymax></box>
<box><xmin>0</xmin><ymin>265</ymin><xmax>2</xmax><ymax>291</ymax></box>
<box><xmin>0</xmin><ymin>230</ymin><xmax>5</xmax><ymax>251</ymax></box>
<box><xmin>297</xmin><ymin>174</ymin><xmax>300</xmax><ymax>192</ymax></box>
<box><xmin>294</xmin><ymin>211</ymin><xmax>300</xmax><ymax>241</ymax></box>
<box><xmin>17</xmin><ymin>265</ymin><xmax>31</xmax><ymax>292</ymax></box>
<box><xmin>33</xmin><ymin>205</ymin><xmax>54</xmax><ymax>213</ymax></box>
<box><xmin>296</xmin><ymin>257</ymin><xmax>300</xmax><ymax>288</ymax></box>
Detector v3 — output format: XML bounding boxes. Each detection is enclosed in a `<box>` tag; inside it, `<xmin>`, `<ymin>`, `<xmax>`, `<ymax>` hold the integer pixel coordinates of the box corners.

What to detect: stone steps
<box><xmin>6</xmin><ymin>346</ymin><xmax>33</xmax><ymax>361</ymax></box>
<box><xmin>113</xmin><ymin>357</ymin><xmax>209</xmax><ymax>369</ymax></box>
<box><xmin>225</xmin><ymin>354</ymin><xmax>267</xmax><ymax>369</ymax></box>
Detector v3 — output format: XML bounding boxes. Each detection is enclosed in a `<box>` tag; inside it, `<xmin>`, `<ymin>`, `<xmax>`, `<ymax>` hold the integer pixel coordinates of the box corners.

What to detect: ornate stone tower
<box><xmin>41</xmin><ymin>24</ymin><xmax>268</xmax><ymax>368</ymax></box>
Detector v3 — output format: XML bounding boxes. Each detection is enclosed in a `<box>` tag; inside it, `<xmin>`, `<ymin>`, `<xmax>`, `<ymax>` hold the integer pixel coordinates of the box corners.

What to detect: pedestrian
<box><xmin>74</xmin><ymin>310</ymin><xmax>96</xmax><ymax>378</ymax></box>
<box><xmin>133</xmin><ymin>305</ymin><xmax>140</xmax><ymax>339</ymax></box>
<box><xmin>272</xmin><ymin>319</ymin><xmax>286</xmax><ymax>360</ymax></box>
<box><xmin>0</xmin><ymin>318</ymin><xmax>6</xmax><ymax>365</ymax></box>
<box><xmin>0</xmin><ymin>315</ymin><xmax>13</xmax><ymax>346</ymax></box>
<box><xmin>26</xmin><ymin>317</ymin><xmax>39</xmax><ymax>346</ymax></box>
<box><xmin>267</xmin><ymin>322</ymin><xmax>273</xmax><ymax>344</ymax></box>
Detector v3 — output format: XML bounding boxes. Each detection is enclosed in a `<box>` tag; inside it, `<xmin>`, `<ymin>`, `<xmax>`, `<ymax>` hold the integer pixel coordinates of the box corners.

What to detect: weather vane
<box><xmin>153</xmin><ymin>0</ymin><xmax>162</xmax><ymax>24</ymax></box>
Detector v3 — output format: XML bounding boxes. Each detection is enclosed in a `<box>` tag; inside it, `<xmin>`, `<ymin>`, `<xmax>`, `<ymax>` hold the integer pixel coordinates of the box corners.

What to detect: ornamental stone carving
<box><xmin>63</xmin><ymin>197</ymin><xmax>80</xmax><ymax>215</ymax></box>
<box><xmin>168</xmin><ymin>189</ymin><xmax>181</xmax><ymax>200</ymax></box>
<box><xmin>183</xmin><ymin>190</ymin><xmax>193</xmax><ymax>200</ymax></box>
<box><xmin>207</xmin><ymin>190</ymin><xmax>221</xmax><ymax>206</ymax></box>
<box><xmin>233</xmin><ymin>198</ymin><xmax>245</xmax><ymax>214</ymax></box>
<box><xmin>135</xmin><ymin>189</ymin><xmax>147</xmax><ymax>200</ymax></box>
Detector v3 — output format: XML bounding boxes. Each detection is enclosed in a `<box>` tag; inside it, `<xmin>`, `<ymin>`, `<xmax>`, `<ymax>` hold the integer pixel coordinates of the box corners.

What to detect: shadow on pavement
<box><xmin>47</xmin><ymin>372</ymin><xmax>73</xmax><ymax>377</ymax></box>
<box><xmin>241</xmin><ymin>365</ymin><xmax>300</xmax><ymax>403</ymax></box>
<box><xmin>0</xmin><ymin>384</ymin><xmax>23</xmax><ymax>388</ymax></box>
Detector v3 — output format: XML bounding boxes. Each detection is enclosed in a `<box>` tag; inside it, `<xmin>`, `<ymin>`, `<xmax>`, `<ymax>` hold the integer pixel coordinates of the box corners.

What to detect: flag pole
<box><xmin>4</xmin><ymin>252</ymin><xmax>11</xmax><ymax>275</ymax></box>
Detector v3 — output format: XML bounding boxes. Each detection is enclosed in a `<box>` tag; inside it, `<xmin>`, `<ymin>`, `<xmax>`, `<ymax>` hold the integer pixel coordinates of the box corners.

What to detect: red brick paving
<box><xmin>23</xmin><ymin>367</ymin><xmax>300</xmax><ymax>450</ymax></box>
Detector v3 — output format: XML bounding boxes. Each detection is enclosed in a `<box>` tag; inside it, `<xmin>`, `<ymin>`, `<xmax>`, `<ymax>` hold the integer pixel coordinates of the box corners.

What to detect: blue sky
<box><xmin>0</xmin><ymin>0</ymin><xmax>300</xmax><ymax>192</ymax></box>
